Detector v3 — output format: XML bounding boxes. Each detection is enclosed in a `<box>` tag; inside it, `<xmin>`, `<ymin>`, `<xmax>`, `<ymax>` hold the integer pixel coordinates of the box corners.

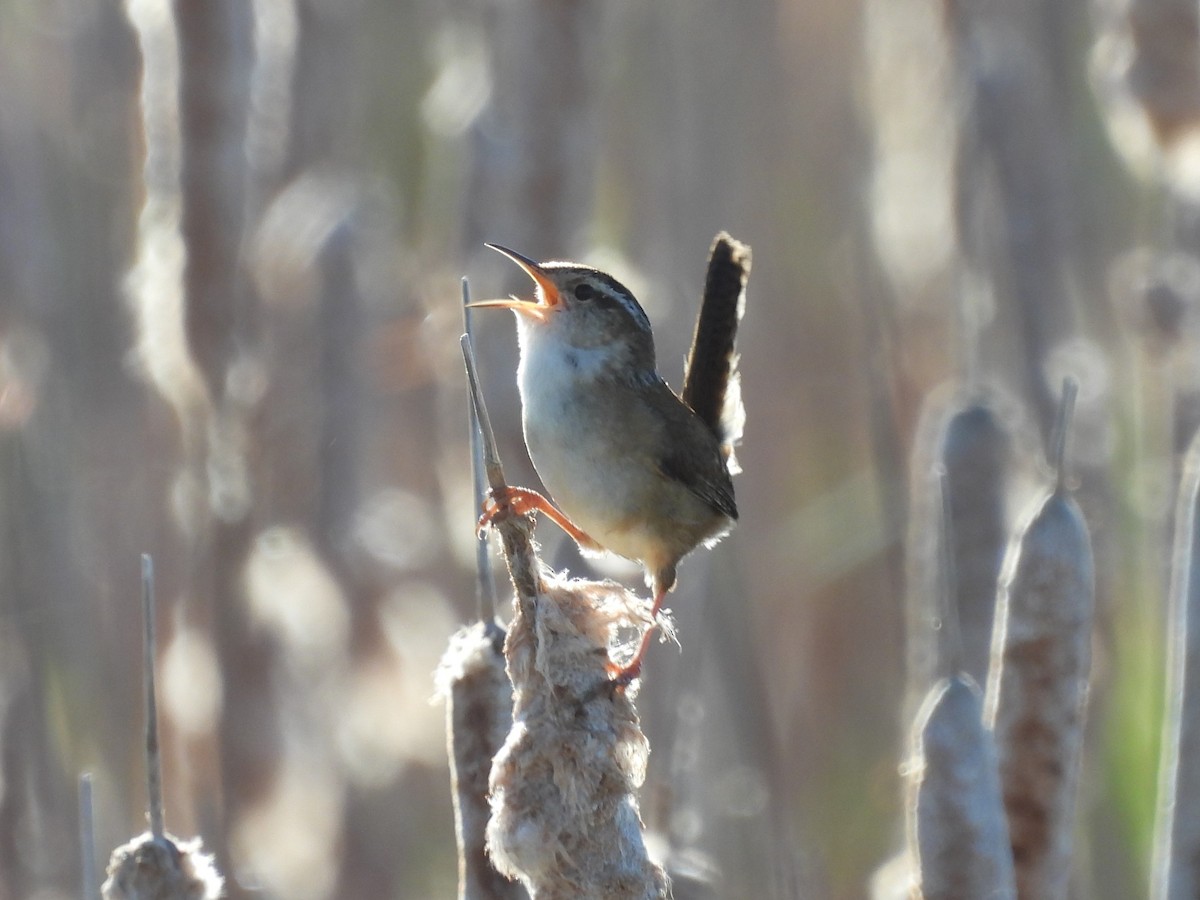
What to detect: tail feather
<box><xmin>682</xmin><ymin>233</ymin><xmax>750</xmax><ymax>472</ymax></box>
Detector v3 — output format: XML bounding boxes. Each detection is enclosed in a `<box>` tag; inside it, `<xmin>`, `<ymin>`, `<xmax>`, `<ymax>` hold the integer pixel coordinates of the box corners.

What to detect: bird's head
<box><xmin>470</xmin><ymin>245</ymin><xmax>656</xmax><ymax>363</ymax></box>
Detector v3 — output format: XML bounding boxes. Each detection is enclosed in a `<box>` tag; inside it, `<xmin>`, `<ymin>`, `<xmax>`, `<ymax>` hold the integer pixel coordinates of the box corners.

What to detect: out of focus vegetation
<box><xmin>0</xmin><ymin>0</ymin><xmax>1196</xmax><ymax>896</ymax></box>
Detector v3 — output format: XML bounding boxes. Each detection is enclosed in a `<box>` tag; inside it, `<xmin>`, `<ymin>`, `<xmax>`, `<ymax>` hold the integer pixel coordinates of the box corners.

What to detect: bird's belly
<box><xmin>515</xmin><ymin>341</ymin><xmax>729</xmax><ymax>569</ymax></box>
<box><xmin>522</xmin><ymin>405</ymin><xmax>723</xmax><ymax>566</ymax></box>
<box><xmin>523</xmin><ymin>409</ymin><xmax>631</xmax><ymax>539</ymax></box>
<box><xmin>517</xmin><ymin>354</ymin><xmax>622</xmax><ymax>522</ymax></box>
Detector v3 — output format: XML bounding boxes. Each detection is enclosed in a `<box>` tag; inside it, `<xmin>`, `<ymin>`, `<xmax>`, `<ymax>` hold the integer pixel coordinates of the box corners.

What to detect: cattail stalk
<box><xmin>438</xmin><ymin>290</ymin><xmax>526</xmax><ymax>900</ymax></box>
<box><xmin>984</xmin><ymin>379</ymin><xmax>1094</xmax><ymax>898</ymax></box>
<box><xmin>80</xmin><ymin>773</ymin><xmax>97</xmax><ymax>900</ymax></box>
<box><xmin>101</xmin><ymin>555</ymin><xmax>224</xmax><ymax>900</ymax></box>
<box><xmin>464</xmin><ymin>279</ymin><xmax>500</xmax><ymax>625</ymax></box>
<box><xmin>1152</xmin><ymin>426</ymin><xmax>1200</xmax><ymax>899</ymax></box>
<box><xmin>142</xmin><ymin>555</ymin><xmax>164</xmax><ymax>843</ymax></box>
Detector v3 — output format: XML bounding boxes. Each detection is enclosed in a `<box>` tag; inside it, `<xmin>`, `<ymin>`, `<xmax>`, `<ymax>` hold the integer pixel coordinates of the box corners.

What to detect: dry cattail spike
<box><xmin>438</xmin><ymin>623</ymin><xmax>526</xmax><ymax>900</ymax></box>
<box><xmin>907</xmin><ymin>675</ymin><xmax>1016</xmax><ymax>900</ymax></box>
<box><xmin>101</xmin><ymin>834</ymin><xmax>223</xmax><ymax>900</ymax></box>
<box><xmin>984</xmin><ymin>379</ymin><xmax>1095</xmax><ymax>898</ymax></box>
<box><xmin>938</xmin><ymin>401</ymin><xmax>1012</xmax><ymax>686</ymax></box>
<box><xmin>486</xmin><ymin>576</ymin><xmax>668</xmax><ymax>899</ymax></box>
<box><xmin>1152</xmin><ymin>426</ymin><xmax>1200</xmax><ymax>899</ymax></box>
<box><xmin>933</xmin><ymin>465</ymin><xmax>964</xmax><ymax>680</ymax></box>
<box><xmin>905</xmin><ymin>387</ymin><xmax>1012</xmax><ymax>718</ymax></box>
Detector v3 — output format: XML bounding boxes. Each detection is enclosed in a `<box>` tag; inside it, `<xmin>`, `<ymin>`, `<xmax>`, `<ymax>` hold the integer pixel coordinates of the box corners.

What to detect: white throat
<box><xmin>514</xmin><ymin>314</ymin><xmax>621</xmax><ymax>391</ymax></box>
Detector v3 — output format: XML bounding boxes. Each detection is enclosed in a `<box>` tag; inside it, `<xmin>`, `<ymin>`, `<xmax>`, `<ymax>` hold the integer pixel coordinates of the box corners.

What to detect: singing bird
<box><xmin>471</xmin><ymin>236</ymin><xmax>748</xmax><ymax>681</ymax></box>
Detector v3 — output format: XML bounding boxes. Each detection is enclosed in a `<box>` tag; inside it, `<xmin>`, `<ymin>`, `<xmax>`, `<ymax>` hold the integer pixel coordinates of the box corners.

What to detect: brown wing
<box><xmin>658</xmin><ymin>444</ymin><xmax>738</xmax><ymax>521</ymax></box>
<box><xmin>682</xmin><ymin>233</ymin><xmax>750</xmax><ymax>470</ymax></box>
<box><xmin>644</xmin><ymin>378</ymin><xmax>738</xmax><ymax>521</ymax></box>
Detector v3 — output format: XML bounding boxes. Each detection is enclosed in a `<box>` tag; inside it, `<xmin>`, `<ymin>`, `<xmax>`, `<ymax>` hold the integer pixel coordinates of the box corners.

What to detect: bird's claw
<box><xmin>477</xmin><ymin>486</ymin><xmax>604</xmax><ymax>554</ymax></box>
<box><xmin>608</xmin><ymin>659</ymin><xmax>642</xmax><ymax>688</ymax></box>
<box><xmin>476</xmin><ymin>489</ymin><xmax>507</xmax><ymax>536</ymax></box>
<box><xmin>476</xmin><ymin>486</ymin><xmax>541</xmax><ymax>537</ymax></box>
<box><xmin>606</xmin><ymin>588</ymin><xmax>667</xmax><ymax>687</ymax></box>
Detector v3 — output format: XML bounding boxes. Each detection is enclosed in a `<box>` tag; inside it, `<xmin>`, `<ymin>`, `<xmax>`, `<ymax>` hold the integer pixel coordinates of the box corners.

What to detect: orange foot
<box><xmin>609</xmin><ymin>587</ymin><xmax>668</xmax><ymax>686</ymax></box>
<box><xmin>478</xmin><ymin>485</ymin><xmax>603</xmax><ymax>553</ymax></box>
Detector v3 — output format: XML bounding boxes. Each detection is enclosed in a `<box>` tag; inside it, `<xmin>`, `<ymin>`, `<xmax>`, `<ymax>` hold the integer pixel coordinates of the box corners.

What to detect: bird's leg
<box><xmin>610</xmin><ymin>586</ymin><xmax>668</xmax><ymax>686</ymax></box>
<box><xmin>479</xmin><ymin>485</ymin><xmax>603</xmax><ymax>552</ymax></box>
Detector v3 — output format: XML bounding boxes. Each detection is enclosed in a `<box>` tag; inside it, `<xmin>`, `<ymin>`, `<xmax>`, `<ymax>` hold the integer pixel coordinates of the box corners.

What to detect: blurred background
<box><xmin>0</xmin><ymin>0</ymin><xmax>1194</xmax><ymax>896</ymax></box>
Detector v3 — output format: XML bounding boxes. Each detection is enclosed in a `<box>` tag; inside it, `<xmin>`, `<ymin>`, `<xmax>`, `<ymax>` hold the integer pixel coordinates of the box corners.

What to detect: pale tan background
<box><xmin>0</xmin><ymin>0</ymin><xmax>1184</xmax><ymax>896</ymax></box>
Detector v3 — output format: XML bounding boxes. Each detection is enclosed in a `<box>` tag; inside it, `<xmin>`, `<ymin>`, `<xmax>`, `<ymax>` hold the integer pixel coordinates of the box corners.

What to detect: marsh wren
<box><xmin>471</xmin><ymin>238</ymin><xmax>749</xmax><ymax>681</ymax></box>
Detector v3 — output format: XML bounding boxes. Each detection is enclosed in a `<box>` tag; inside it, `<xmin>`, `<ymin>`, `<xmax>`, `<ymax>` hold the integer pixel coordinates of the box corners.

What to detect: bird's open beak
<box><xmin>467</xmin><ymin>244</ymin><xmax>561</xmax><ymax>322</ymax></box>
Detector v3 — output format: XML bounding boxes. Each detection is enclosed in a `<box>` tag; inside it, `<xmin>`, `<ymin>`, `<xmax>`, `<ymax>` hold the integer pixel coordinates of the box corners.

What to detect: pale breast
<box><xmin>516</xmin><ymin>333</ymin><xmax>727</xmax><ymax>564</ymax></box>
<box><xmin>520</xmin><ymin>376</ymin><xmax>632</xmax><ymax>540</ymax></box>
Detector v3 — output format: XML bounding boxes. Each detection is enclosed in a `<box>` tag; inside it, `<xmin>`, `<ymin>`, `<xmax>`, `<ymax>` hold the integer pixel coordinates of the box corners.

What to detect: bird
<box><xmin>470</xmin><ymin>237</ymin><xmax>749</xmax><ymax>682</ymax></box>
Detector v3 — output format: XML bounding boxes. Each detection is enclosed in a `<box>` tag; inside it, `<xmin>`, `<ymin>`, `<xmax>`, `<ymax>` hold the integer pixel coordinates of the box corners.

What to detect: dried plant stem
<box><xmin>459</xmin><ymin>331</ymin><xmax>541</xmax><ymax>652</ymax></box>
<box><xmin>80</xmin><ymin>773</ymin><xmax>97</xmax><ymax>900</ymax></box>
<box><xmin>461</xmin><ymin>333</ymin><xmax>508</xmax><ymax>498</ymax></box>
<box><xmin>1050</xmin><ymin>377</ymin><xmax>1078</xmax><ymax>492</ymax></box>
<box><xmin>908</xmin><ymin>675</ymin><xmax>1016</xmax><ymax>899</ymax></box>
<box><xmin>984</xmin><ymin>383</ymin><xmax>1094</xmax><ymax>899</ymax></box>
<box><xmin>1152</xmin><ymin>427</ymin><xmax>1200</xmax><ymax>900</ymax></box>
<box><xmin>142</xmin><ymin>554</ymin><xmax>164</xmax><ymax>842</ymax></box>
<box><xmin>439</xmin><ymin>296</ymin><xmax>526</xmax><ymax>900</ymax></box>
<box><xmin>460</xmin><ymin>333</ymin><xmax>540</xmax><ymax>612</ymax></box>
<box><xmin>464</xmin><ymin>279</ymin><xmax>499</xmax><ymax>624</ymax></box>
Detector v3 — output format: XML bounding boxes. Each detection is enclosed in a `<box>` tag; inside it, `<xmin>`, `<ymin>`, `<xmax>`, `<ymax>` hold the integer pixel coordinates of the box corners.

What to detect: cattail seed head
<box><xmin>101</xmin><ymin>833</ymin><xmax>223</xmax><ymax>900</ymax></box>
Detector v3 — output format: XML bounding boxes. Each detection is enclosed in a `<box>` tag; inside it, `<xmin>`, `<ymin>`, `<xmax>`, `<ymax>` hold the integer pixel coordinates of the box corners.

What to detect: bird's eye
<box><xmin>574</xmin><ymin>283</ymin><xmax>597</xmax><ymax>302</ymax></box>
